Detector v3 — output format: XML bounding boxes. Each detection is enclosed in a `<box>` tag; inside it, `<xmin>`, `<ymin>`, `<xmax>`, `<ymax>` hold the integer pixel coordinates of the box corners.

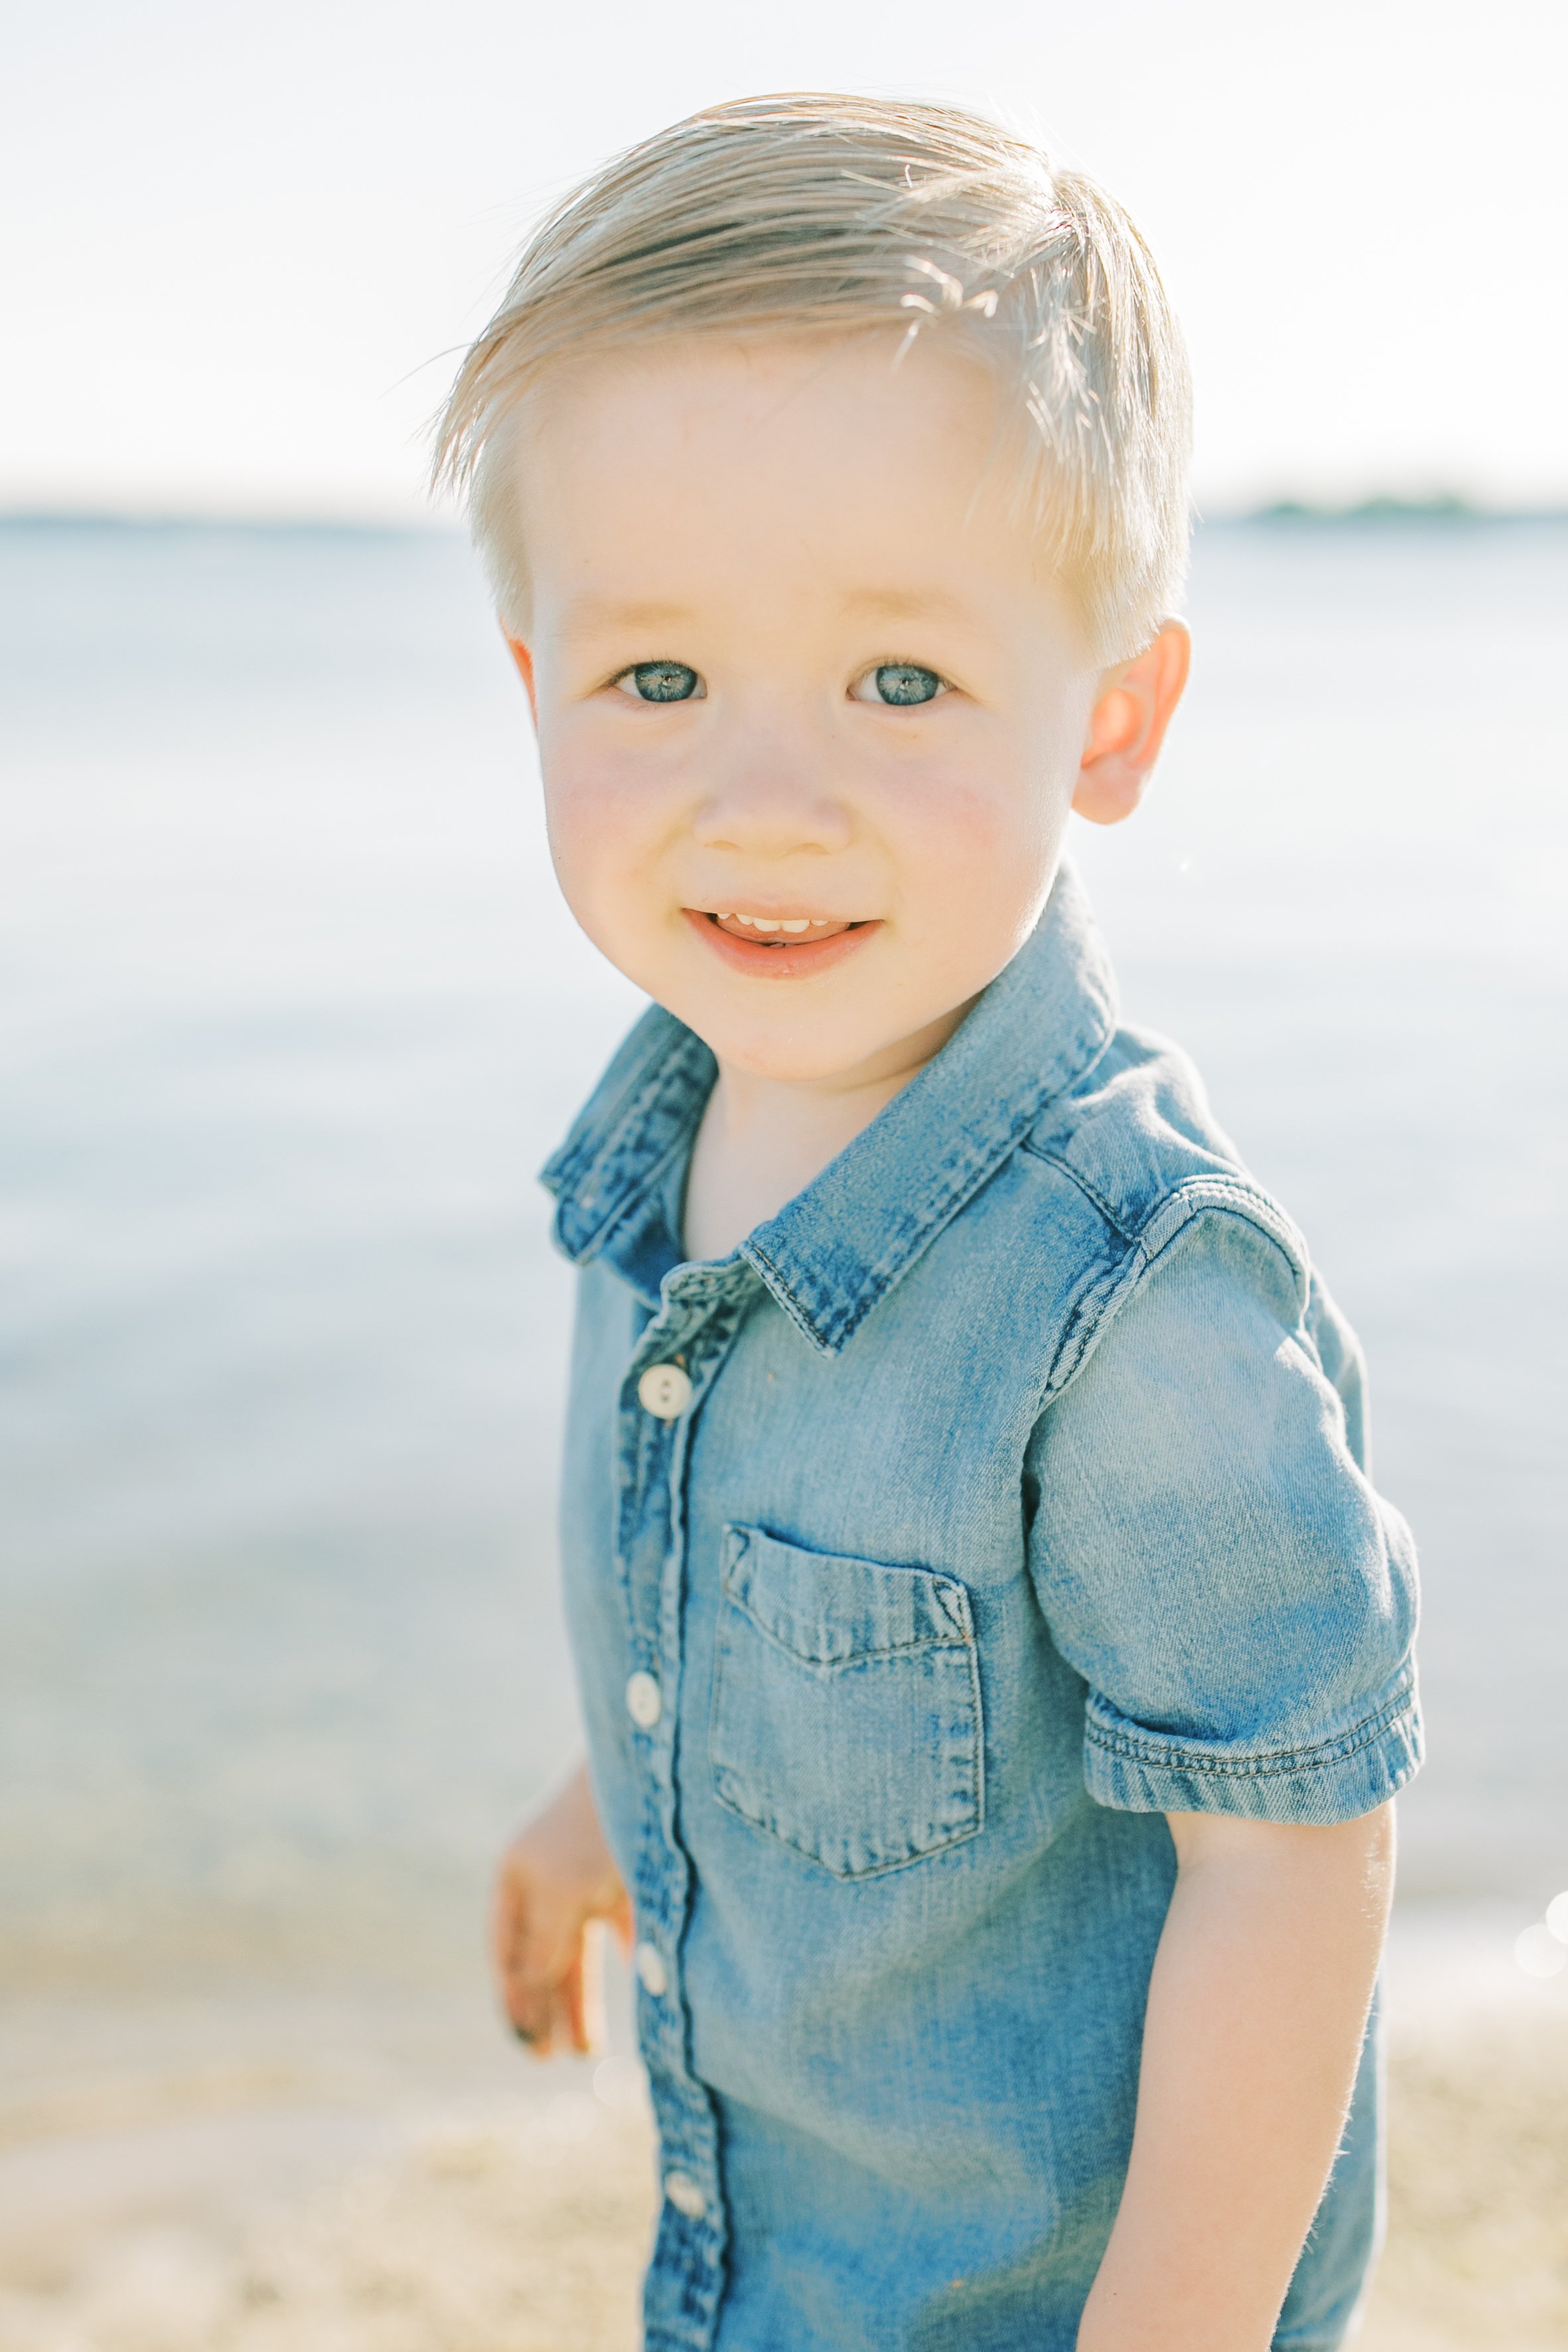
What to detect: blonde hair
<box><xmin>432</xmin><ymin>94</ymin><xmax>1191</xmax><ymax>660</ymax></box>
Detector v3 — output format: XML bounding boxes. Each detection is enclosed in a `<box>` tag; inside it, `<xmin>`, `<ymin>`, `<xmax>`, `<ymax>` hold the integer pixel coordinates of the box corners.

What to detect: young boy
<box><xmin>434</xmin><ymin>96</ymin><xmax>1421</xmax><ymax>2352</ymax></box>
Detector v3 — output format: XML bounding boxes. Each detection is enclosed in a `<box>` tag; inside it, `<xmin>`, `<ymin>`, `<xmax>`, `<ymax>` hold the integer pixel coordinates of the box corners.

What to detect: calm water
<box><xmin>3</xmin><ymin>515</ymin><xmax>1565</xmax><ymax>2003</ymax></box>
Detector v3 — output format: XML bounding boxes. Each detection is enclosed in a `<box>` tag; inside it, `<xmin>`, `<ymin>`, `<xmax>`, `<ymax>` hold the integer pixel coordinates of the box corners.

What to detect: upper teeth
<box><xmin>717</xmin><ymin>914</ymin><xmax>821</xmax><ymax>932</ymax></box>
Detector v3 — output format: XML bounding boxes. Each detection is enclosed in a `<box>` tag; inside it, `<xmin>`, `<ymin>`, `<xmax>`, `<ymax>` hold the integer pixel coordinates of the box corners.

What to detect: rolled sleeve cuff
<box><xmin>1082</xmin><ymin>1665</ymin><xmax>1423</xmax><ymax>1825</ymax></box>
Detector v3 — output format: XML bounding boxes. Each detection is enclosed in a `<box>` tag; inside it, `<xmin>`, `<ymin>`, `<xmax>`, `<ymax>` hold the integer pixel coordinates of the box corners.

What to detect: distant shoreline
<box><xmin>3</xmin><ymin>499</ymin><xmax>1567</xmax><ymax>539</ymax></box>
<box><xmin>0</xmin><ymin>510</ymin><xmax>453</xmax><ymax>541</ymax></box>
<box><xmin>1238</xmin><ymin>494</ymin><xmax>1568</xmax><ymax>526</ymax></box>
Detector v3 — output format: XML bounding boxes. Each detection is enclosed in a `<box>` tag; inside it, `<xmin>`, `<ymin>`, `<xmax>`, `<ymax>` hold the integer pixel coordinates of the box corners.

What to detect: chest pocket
<box><xmin>709</xmin><ymin>1524</ymin><xmax>984</xmax><ymax>1879</ymax></box>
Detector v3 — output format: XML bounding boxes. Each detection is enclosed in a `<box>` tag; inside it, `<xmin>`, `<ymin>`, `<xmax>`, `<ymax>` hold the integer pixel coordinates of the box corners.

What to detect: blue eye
<box><xmin>869</xmin><ymin>664</ymin><xmax>943</xmax><ymax>705</ymax></box>
<box><xmin>619</xmin><ymin>660</ymin><xmax>702</xmax><ymax>703</ymax></box>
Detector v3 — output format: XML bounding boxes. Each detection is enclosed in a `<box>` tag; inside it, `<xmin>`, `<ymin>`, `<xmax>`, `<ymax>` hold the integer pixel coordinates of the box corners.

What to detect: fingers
<box><xmin>491</xmin><ymin>1846</ymin><xmax>600</xmax><ymax>2058</ymax></box>
<box><xmin>488</xmin><ymin>1777</ymin><xmax>635</xmax><ymax>2061</ymax></box>
<box><xmin>516</xmin><ymin>1938</ymin><xmax>595</xmax><ymax>2058</ymax></box>
<box><xmin>507</xmin><ymin>1972</ymin><xmax>579</xmax><ymax>2057</ymax></box>
<box><xmin>499</xmin><ymin>1948</ymin><xmax>574</xmax><ymax>2055</ymax></box>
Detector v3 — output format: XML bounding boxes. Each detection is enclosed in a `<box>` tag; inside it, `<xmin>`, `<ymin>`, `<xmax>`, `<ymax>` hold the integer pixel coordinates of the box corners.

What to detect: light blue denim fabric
<box><xmin>543</xmin><ymin>863</ymin><xmax>1421</xmax><ymax>2352</ymax></box>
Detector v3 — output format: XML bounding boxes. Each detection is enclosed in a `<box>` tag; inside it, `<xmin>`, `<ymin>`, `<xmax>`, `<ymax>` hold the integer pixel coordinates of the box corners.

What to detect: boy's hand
<box><xmin>491</xmin><ymin>1762</ymin><xmax>632</xmax><ymax>2057</ymax></box>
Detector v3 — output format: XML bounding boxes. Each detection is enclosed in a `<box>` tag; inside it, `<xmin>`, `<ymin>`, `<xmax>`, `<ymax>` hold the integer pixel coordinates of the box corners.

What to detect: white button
<box><xmin>634</xmin><ymin>1941</ymin><xmax>669</xmax><ymax>1997</ymax></box>
<box><xmin>638</xmin><ymin>1362</ymin><xmax>693</xmax><ymax>1420</ymax></box>
<box><xmin>624</xmin><ymin>1670</ymin><xmax>662</xmax><ymax>1729</ymax></box>
<box><xmin>664</xmin><ymin>2170</ymin><xmax>707</xmax><ymax>2220</ymax></box>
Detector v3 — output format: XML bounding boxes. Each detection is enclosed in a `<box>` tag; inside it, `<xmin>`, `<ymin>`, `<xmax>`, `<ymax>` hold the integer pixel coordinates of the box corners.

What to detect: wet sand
<box><xmin>3</xmin><ymin>1921</ymin><xmax>1564</xmax><ymax>2351</ymax></box>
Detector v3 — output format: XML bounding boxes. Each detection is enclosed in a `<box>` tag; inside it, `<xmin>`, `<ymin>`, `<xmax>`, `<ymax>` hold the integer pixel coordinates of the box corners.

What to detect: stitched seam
<box><xmin>704</xmin><ymin>920</ymin><xmax>1120</xmax><ymax>1349</ymax></box>
<box><xmin>744</xmin><ymin>1076</ymin><xmax>1064</xmax><ymax>1351</ymax></box>
<box><xmin>737</xmin><ymin>1243</ymin><xmax>839</xmax><ymax>1355</ymax></box>
<box><xmin>551</xmin><ymin>1030</ymin><xmax>713</xmax><ymax>1251</ymax></box>
<box><xmin>1036</xmin><ymin>1247</ymin><xmax>1141</xmax><ymax>1401</ymax></box>
<box><xmin>580</xmin><ymin>1076</ymin><xmax>705</xmax><ymax>1237</ymax></box>
<box><xmin>541</xmin><ymin>1013</ymin><xmax>681</xmax><ymax>1197</ymax></box>
<box><xmin>851</xmin><ymin>1096</ymin><xmax>1043</xmax><ymax>1281</ymax></box>
<box><xmin>708</xmin><ymin>1775</ymin><xmax>985</xmax><ymax>1879</ymax></box>
<box><xmin>750</xmin><ymin>1124</ymin><xmax>1020</xmax><ymax>1311</ymax></box>
<box><xmin>589</xmin><ymin>1128</ymin><xmax>701</xmax><ymax>1270</ymax></box>
<box><xmin>1033</xmin><ymin>1180</ymin><xmax>1311</xmax><ymax>1409</ymax></box>
<box><xmin>708</xmin><ymin>1605</ymin><xmax>987</xmax><ymax>1879</ymax></box>
<box><xmin>1133</xmin><ymin>1179</ymin><xmax>1309</xmax><ymax>1299</ymax></box>
<box><xmin>722</xmin><ymin>1590</ymin><xmax>973</xmax><ymax>1670</ymax></box>
<box><xmin>1086</xmin><ymin>1674</ymin><xmax>1417</xmax><ymax>1779</ymax></box>
<box><xmin>1019</xmin><ymin>1140</ymin><xmax>1138</xmax><ymax>1239</ymax></box>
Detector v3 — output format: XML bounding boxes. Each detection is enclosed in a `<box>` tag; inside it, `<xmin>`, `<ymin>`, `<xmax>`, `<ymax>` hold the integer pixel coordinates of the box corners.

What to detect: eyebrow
<box><xmin>556</xmin><ymin>596</ymin><xmax>698</xmax><ymax>643</ymax></box>
<box><xmin>837</xmin><ymin>587</ymin><xmax>974</xmax><ymax>626</ymax></box>
<box><xmin>555</xmin><ymin>585</ymin><xmax>977</xmax><ymax>642</ymax></box>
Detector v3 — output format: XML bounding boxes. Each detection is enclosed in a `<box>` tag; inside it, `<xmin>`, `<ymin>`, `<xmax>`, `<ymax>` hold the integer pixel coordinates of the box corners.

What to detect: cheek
<box><xmin>879</xmin><ymin>753</ymin><xmax>1065</xmax><ymax>916</ymax></box>
<box><xmin>537</xmin><ymin>730</ymin><xmax>673</xmax><ymax>911</ymax></box>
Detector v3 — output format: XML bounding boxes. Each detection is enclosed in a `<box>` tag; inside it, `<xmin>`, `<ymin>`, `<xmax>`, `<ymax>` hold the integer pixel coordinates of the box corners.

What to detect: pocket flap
<box><xmin>721</xmin><ymin>1525</ymin><xmax>974</xmax><ymax>1665</ymax></box>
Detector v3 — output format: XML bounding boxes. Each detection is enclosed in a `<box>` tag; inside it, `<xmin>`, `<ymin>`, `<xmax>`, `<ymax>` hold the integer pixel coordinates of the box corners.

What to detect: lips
<box><xmin>681</xmin><ymin>907</ymin><xmax>881</xmax><ymax>979</ymax></box>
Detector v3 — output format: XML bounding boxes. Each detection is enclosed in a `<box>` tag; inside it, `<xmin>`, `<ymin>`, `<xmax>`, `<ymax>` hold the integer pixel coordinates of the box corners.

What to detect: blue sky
<box><xmin>3</xmin><ymin>0</ymin><xmax>1563</xmax><ymax>518</ymax></box>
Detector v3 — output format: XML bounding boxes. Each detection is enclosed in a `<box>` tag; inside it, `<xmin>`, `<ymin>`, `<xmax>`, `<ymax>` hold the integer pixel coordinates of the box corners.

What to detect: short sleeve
<box><xmin>1027</xmin><ymin>1205</ymin><xmax>1422</xmax><ymax>1824</ymax></box>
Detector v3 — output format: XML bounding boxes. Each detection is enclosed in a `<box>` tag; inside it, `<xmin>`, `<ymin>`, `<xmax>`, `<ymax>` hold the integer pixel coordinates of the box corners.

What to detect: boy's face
<box><xmin>506</xmin><ymin>333</ymin><xmax>1184</xmax><ymax>1087</ymax></box>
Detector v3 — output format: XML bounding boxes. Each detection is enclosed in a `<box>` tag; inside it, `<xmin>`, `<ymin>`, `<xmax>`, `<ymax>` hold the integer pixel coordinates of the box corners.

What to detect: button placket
<box><xmin>615</xmin><ymin>1272</ymin><xmax>748</xmax><ymax>2348</ymax></box>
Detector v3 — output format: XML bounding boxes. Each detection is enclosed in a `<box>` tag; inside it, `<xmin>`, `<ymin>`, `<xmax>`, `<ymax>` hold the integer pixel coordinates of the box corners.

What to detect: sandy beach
<box><xmin>3</xmin><ymin>1917</ymin><xmax>1564</xmax><ymax>2352</ymax></box>
<box><xmin>1365</xmin><ymin>2016</ymin><xmax>1568</xmax><ymax>2350</ymax></box>
<box><xmin>0</xmin><ymin>2087</ymin><xmax>657</xmax><ymax>2352</ymax></box>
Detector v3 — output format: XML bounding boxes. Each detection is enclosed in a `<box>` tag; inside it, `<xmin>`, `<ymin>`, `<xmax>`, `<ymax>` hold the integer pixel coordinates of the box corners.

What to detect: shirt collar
<box><xmin>541</xmin><ymin>860</ymin><xmax>1117</xmax><ymax>1355</ymax></box>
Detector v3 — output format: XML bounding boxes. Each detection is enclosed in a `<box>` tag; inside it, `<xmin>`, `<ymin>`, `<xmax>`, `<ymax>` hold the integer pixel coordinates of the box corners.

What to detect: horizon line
<box><xmin>3</xmin><ymin>494</ymin><xmax>1567</xmax><ymax>535</ymax></box>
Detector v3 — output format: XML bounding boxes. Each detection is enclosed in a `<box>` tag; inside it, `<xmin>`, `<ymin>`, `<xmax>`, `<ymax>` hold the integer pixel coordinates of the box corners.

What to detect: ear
<box><xmin>504</xmin><ymin>632</ymin><xmax>538</xmax><ymax>726</ymax></box>
<box><xmin>1072</xmin><ymin>621</ymin><xmax>1190</xmax><ymax>827</ymax></box>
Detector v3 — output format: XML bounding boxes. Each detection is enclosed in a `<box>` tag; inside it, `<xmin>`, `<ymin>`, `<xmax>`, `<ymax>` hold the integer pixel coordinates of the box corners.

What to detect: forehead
<box><xmin>526</xmin><ymin>325</ymin><xmax>995</xmax><ymax>440</ymax></box>
<box><xmin>512</xmin><ymin>332</ymin><xmax>1015</xmax><ymax>577</ymax></box>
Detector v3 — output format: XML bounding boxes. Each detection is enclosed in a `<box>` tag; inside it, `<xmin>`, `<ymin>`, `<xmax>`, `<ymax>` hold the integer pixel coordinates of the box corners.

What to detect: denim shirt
<box><xmin>543</xmin><ymin>863</ymin><xmax>1422</xmax><ymax>2352</ymax></box>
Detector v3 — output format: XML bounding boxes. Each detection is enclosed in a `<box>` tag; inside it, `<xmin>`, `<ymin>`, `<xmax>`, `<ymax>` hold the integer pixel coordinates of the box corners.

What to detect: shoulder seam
<box><xmin>1018</xmin><ymin>1139</ymin><xmax>1138</xmax><ymax>1240</ymax></box>
<box><xmin>1135</xmin><ymin>1176</ymin><xmax>1309</xmax><ymax>1291</ymax></box>
<box><xmin>1040</xmin><ymin>1176</ymin><xmax>1311</xmax><ymax>1402</ymax></box>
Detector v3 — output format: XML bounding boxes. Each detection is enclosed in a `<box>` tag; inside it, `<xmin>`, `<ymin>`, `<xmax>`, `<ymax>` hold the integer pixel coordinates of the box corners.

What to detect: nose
<box><xmin>691</xmin><ymin>729</ymin><xmax>854</xmax><ymax>858</ymax></box>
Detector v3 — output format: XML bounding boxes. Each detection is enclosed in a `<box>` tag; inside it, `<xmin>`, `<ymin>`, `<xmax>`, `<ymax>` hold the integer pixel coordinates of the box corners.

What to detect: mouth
<box><xmin>681</xmin><ymin>907</ymin><xmax>881</xmax><ymax>978</ymax></box>
<box><xmin>710</xmin><ymin>910</ymin><xmax>858</xmax><ymax>944</ymax></box>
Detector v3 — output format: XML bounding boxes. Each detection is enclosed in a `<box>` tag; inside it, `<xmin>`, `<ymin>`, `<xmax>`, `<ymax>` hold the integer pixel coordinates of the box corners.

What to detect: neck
<box><xmin>682</xmin><ymin>1002</ymin><xmax>975</xmax><ymax>1263</ymax></box>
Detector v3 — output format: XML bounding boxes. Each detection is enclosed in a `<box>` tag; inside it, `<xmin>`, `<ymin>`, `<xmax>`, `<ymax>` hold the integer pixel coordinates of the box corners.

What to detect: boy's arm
<box><xmin>1077</xmin><ymin>1804</ymin><xmax>1394</xmax><ymax>2352</ymax></box>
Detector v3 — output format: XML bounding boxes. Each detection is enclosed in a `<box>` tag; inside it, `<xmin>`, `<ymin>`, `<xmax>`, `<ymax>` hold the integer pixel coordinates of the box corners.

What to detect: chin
<box><xmin>707</xmin><ymin>1024</ymin><xmax>871</xmax><ymax>1085</ymax></box>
